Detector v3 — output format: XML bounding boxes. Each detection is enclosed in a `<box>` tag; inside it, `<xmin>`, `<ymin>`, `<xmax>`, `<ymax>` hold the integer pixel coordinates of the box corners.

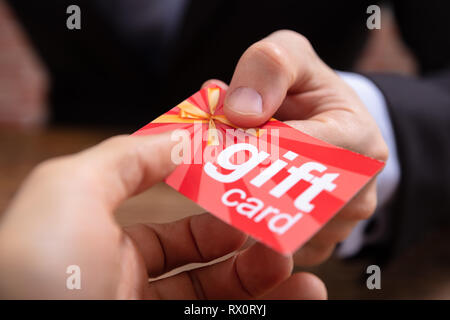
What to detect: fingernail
<box><xmin>226</xmin><ymin>87</ymin><xmax>263</xmax><ymax>115</ymax></box>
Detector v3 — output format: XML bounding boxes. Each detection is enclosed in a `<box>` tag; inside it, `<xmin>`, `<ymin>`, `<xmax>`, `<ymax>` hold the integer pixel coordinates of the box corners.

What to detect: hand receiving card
<box><xmin>133</xmin><ymin>85</ymin><xmax>384</xmax><ymax>255</ymax></box>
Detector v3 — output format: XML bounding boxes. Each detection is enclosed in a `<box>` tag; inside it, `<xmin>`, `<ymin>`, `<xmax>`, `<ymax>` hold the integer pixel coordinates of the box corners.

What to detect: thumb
<box><xmin>75</xmin><ymin>131</ymin><xmax>178</xmax><ymax>210</ymax></box>
<box><xmin>223</xmin><ymin>30</ymin><xmax>319</xmax><ymax>128</ymax></box>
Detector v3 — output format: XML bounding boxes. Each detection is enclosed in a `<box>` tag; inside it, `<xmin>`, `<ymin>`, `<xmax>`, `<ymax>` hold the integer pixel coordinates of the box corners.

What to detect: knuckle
<box><xmin>28</xmin><ymin>157</ymin><xmax>74</xmax><ymax>189</ymax></box>
<box><xmin>359</xmin><ymin>120</ymin><xmax>389</xmax><ymax>162</ymax></box>
<box><xmin>367</xmin><ymin>191</ymin><xmax>378</xmax><ymax>214</ymax></box>
<box><xmin>101</xmin><ymin>135</ymin><xmax>130</xmax><ymax>149</ymax></box>
<box><xmin>358</xmin><ymin>204</ymin><xmax>375</xmax><ymax>220</ymax></box>
<box><xmin>31</xmin><ymin>158</ymin><xmax>66</xmax><ymax>179</ymax></box>
<box><xmin>339</xmin><ymin>181</ymin><xmax>378</xmax><ymax>221</ymax></box>
<box><xmin>325</xmin><ymin>229</ymin><xmax>347</xmax><ymax>244</ymax></box>
<box><xmin>273</xmin><ymin>29</ymin><xmax>313</xmax><ymax>51</ymax></box>
<box><xmin>98</xmin><ymin>135</ymin><xmax>142</xmax><ymax>166</ymax></box>
<box><xmin>31</xmin><ymin>155</ymin><xmax>97</xmax><ymax>189</ymax></box>
<box><xmin>294</xmin><ymin>33</ymin><xmax>314</xmax><ymax>54</ymax></box>
<box><xmin>349</xmin><ymin>192</ymin><xmax>377</xmax><ymax>220</ymax></box>
<box><xmin>104</xmin><ymin>135</ymin><xmax>146</xmax><ymax>165</ymax></box>
<box><xmin>294</xmin><ymin>242</ymin><xmax>335</xmax><ymax>267</ymax></box>
<box><xmin>310</xmin><ymin>227</ymin><xmax>341</xmax><ymax>248</ymax></box>
<box><xmin>374</xmin><ymin>138</ymin><xmax>389</xmax><ymax>162</ymax></box>
<box><xmin>247</xmin><ymin>40</ymin><xmax>291</xmax><ymax>71</ymax></box>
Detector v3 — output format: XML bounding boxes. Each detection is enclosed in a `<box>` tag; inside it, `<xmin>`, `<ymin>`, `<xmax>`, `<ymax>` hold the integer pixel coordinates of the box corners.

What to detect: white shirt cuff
<box><xmin>335</xmin><ymin>71</ymin><xmax>401</xmax><ymax>257</ymax></box>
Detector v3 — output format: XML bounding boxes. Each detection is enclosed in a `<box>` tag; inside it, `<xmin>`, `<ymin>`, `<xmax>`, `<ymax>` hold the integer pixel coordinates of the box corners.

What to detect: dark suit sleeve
<box><xmin>365</xmin><ymin>72</ymin><xmax>450</xmax><ymax>257</ymax></box>
<box><xmin>360</xmin><ymin>0</ymin><xmax>450</xmax><ymax>258</ymax></box>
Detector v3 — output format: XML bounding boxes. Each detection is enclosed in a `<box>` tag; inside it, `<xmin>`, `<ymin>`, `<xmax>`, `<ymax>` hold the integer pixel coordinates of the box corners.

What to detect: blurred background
<box><xmin>0</xmin><ymin>0</ymin><xmax>449</xmax><ymax>299</ymax></box>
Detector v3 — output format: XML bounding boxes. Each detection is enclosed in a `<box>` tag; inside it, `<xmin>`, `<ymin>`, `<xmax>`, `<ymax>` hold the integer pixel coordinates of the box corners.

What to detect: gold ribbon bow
<box><xmin>153</xmin><ymin>87</ymin><xmax>269</xmax><ymax>145</ymax></box>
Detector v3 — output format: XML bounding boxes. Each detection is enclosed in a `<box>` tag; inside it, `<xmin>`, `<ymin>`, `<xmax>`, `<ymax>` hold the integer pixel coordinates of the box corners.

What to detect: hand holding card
<box><xmin>133</xmin><ymin>85</ymin><xmax>385</xmax><ymax>256</ymax></box>
<box><xmin>201</xmin><ymin>31</ymin><xmax>389</xmax><ymax>265</ymax></box>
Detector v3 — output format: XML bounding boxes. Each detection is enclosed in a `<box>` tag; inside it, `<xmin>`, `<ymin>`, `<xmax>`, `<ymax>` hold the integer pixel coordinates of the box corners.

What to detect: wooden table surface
<box><xmin>1</xmin><ymin>127</ymin><xmax>449</xmax><ymax>299</ymax></box>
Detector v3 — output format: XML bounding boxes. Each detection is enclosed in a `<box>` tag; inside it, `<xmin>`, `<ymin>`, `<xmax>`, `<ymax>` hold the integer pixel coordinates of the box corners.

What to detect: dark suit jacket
<box><xmin>6</xmin><ymin>0</ymin><xmax>450</xmax><ymax>259</ymax></box>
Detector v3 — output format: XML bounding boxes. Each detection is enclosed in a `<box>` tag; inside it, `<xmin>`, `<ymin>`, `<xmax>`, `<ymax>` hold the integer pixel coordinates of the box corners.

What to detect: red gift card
<box><xmin>133</xmin><ymin>85</ymin><xmax>384</xmax><ymax>255</ymax></box>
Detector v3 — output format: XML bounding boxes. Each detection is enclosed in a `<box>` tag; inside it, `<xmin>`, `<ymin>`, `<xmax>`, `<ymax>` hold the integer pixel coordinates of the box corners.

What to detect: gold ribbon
<box><xmin>153</xmin><ymin>87</ymin><xmax>272</xmax><ymax>145</ymax></box>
